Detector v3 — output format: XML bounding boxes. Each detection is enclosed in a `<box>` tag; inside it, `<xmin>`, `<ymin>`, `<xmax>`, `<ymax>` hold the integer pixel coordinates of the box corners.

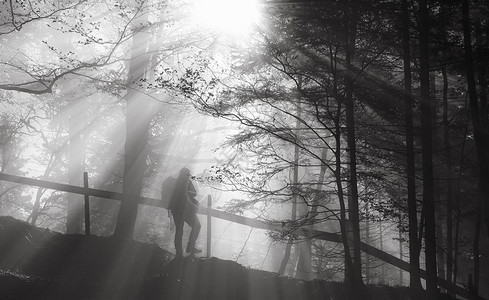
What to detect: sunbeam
<box><xmin>190</xmin><ymin>0</ymin><xmax>261</xmax><ymax>35</ymax></box>
<box><xmin>2</xmin><ymin>1</ymin><xmax>488</xmax><ymax>299</ymax></box>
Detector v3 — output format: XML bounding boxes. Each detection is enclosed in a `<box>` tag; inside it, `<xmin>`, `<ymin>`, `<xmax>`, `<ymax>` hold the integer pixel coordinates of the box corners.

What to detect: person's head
<box><xmin>179</xmin><ymin>167</ymin><xmax>191</xmax><ymax>177</ymax></box>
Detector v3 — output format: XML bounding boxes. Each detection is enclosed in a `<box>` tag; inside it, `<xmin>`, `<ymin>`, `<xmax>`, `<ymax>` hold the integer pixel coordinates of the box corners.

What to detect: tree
<box><xmin>113</xmin><ymin>5</ymin><xmax>156</xmax><ymax>238</ymax></box>
<box><xmin>175</xmin><ymin>3</ymin><xmax>413</xmax><ymax>295</ymax></box>
<box><xmin>461</xmin><ymin>0</ymin><xmax>489</xmax><ymax>294</ymax></box>
<box><xmin>343</xmin><ymin>0</ymin><xmax>365</xmax><ymax>289</ymax></box>
<box><xmin>401</xmin><ymin>0</ymin><xmax>422</xmax><ymax>293</ymax></box>
<box><xmin>0</xmin><ymin>100</ymin><xmax>29</xmax><ymax>218</ymax></box>
<box><xmin>418</xmin><ymin>0</ymin><xmax>438</xmax><ymax>294</ymax></box>
<box><xmin>0</xmin><ymin>0</ymin><xmax>120</xmax><ymax>94</ymax></box>
<box><xmin>1</xmin><ymin>0</ymin><xmax>175</xmax><ymax>237</ymax></box>
<box><xmin>1</xmin><ymin>0</ymin><xmax>143</xmax><ymax>232</ymax></box>
<box><xmin>2</xmin><ymin>2</ymin><xmax>489</xmax><ymax>298</ymax></box>
<box><xmin>112</xmin><ymin>0</ymin><xmax>208</xmax><ymax>238</ymax></box>
<box><xmin>278</xmin><ymin>98</ymin><xmax>301</xmax><ymax>275</ymax></box>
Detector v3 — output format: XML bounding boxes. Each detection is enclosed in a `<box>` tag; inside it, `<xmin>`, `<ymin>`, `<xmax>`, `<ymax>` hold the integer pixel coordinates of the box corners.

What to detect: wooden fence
<box><xmin>0</xmin><ymin>172</ymin><xmax>481</xmax><ymax>300</ymax></box>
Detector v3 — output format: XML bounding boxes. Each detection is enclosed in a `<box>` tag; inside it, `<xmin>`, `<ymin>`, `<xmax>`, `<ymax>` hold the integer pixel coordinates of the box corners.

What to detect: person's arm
<box><xmin>187</xmin><ymin>181</ymin><xmax>199</xmax><ymax>205</ymax></box>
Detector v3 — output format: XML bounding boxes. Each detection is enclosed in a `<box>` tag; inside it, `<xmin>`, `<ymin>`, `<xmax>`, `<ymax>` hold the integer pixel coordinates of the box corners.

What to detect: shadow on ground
<box><xmin>0</xmin><ymin>216</ymin><xmax>457</xmax><ymax>300</ymax></box>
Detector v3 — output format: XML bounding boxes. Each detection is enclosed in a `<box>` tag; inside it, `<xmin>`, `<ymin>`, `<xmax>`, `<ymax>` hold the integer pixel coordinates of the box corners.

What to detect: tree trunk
<box><xmin>401</xmin><ymin>0</ymin><xmax>423</xmax><ymax>292</ymax></box>
<box><xmin>279</xmin><ymin>101</ymin><xmax>301</xmax><ymax>275</ymax></box>
<box><xmin>475</xmin><ymin>10</ymin><xmax>489</xmax><ymax>168</ymax></box>
<box><xmin>379</xmin><ymin>219</ymin><xmax>385</xmax><ymax>284</ymax></box>
<box><xmin>113</xmin><ymin>20</ymin><xmax>155</xmax><ymax>239</ymax></box>
<box><xmin>442</xmin><ymin>64</ymin><xmax>454</xmax><ymax>291</ymax></box>
<box><xmin>295</xmin><ymin>148</ymin><xmax>327</xmax><ymax>280</ymax></box>
<box><xmin>344</xmin><ymin>1</ymin><xmax>365</xmax><ymax>291</ymax></box>
<box><xmin>29</xmin><ymin>188</ymin><xmax>45</xmax><ymax>226</ymax></box>
<box><xmin>399</xmin><ymin>215</ymin><xmax>404</xmax><ymax>285</ymax></box>
<box><xmin>333</xmin><ymin>97</ymin><xmax>355</xmax><ymax>285</ymax></box>
<box><xmin>474</xmin><ymin>24</ymin><xmax>488</xmax><ymax>293</ymax></box>
<box><xmin>473</xmin><ymin>193</ymin><xmax>482</xmax><ymax>295</ymax></box>
<box><xmin>66</xmin><ymin>99</ymin><xmax>86</xmax><ymax>234</ymax></box>
<box><xmin>336</xmin><ymin>138</ymin><xmax>356</xmax><ymax>287</ymax></box>
<box><xmin>365</xmin><ymin>202</ymin><xmax>370</xmax><ymax>284</ymax></box>
<box><xmin>28</xmin><ymin>152</ymin><xmax>57</xmax><ymax>226</ymax></box>
<box><xmin>431</xmin><ymin>71</ymin><xmax>446</xmax><ymax>286</ymax></box>
<box><xmin>453</xmin><ymin>180</ymin><xmax>461</xmax><ymax>285</ymax></box>
<box><xmin>418</xmin><ymin>0</ymin><xmax>438</xmax><ymax>294</ymax></box>
<box><xmin>328</xmin><ymin>16</ymin><xmax>357</xmax><ymax>290</ymax></box>
<box><xmin>462</xmin><ymin>0</ymin><xmax>489</xmax><ymax>241</ymax></box>
<box><xmin>279</xmin><ymin>240</ymin><xmax>292</xmax><ymax>275</ymax></box>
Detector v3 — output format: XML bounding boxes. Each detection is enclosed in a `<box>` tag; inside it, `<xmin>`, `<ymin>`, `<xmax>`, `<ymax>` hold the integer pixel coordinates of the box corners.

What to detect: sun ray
<box><xmin>190</xmin><ymin>0</ymin><xmax>261</xmax><ymax>35</ymax></box>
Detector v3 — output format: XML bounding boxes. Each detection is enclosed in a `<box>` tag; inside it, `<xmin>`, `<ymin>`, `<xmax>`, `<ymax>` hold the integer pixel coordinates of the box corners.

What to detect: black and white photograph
<box><xmin>0</xmin><ymin>0</ymin><xmax>488</xmax><ymax>299</ymax></box>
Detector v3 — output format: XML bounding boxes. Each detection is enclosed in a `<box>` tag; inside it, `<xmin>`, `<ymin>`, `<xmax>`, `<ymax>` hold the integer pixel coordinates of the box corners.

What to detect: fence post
<box><xmin>207</xmin><ymin>194</ymin><xmax>212</xmax><ymax>258</ymax></box>
<box><xmin>83</xmin><ymin>172</ymin><xmax>90</xmax><ymax>236</ymax></box>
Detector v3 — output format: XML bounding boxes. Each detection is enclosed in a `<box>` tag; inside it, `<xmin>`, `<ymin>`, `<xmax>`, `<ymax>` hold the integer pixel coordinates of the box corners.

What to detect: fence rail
<box><xmin>0</xmin><ymin>172</ymin><xmax>479</xmax><ymax>300</ymax></box>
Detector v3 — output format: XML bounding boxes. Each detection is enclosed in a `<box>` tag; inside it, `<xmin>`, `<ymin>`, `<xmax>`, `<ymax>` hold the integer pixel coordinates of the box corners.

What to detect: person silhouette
<box><xmin>168</xmin><ymin>167</ymin><xmax>201</xmax><ymax>257</ymax></box>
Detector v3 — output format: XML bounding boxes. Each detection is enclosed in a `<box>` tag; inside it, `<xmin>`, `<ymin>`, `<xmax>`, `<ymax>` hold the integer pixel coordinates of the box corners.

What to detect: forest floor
<box><xmin>0</xmin><ymin>216</ymin><xmax>460</xmax><ymax>300</ymax></box>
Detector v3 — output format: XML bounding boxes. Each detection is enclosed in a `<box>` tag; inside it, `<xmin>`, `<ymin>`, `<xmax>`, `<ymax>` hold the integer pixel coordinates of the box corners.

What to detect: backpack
<box><xmin>161</xmin><ymin>176</ymin><xmax>177</xmax><ymax>209</ymax></box>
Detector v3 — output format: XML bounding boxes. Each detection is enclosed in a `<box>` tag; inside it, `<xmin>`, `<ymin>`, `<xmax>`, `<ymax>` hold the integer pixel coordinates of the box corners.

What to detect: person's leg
<box><xmin>172</xmin><ymin>211</ymin><xmax>184</xmax><ymax>257</ymax></box>
<box><xmin>184</xmin><ymin>213</ymin><xmax>201</xmax><ymax>253</ymax></box>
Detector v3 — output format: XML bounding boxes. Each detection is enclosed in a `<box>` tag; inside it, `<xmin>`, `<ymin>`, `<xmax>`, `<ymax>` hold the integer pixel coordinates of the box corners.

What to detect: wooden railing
<box><xmin>0</xmin><ymin>172</ymin><xmax>481</xmax><ymax>300</ymax></box>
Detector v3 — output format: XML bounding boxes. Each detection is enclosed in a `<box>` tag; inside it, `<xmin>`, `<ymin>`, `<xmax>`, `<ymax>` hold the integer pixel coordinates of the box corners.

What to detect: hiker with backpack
<box><xmin>162</xmin><ymin>167</ymin><xmax>202</xmax><ymax>258</ymax></box>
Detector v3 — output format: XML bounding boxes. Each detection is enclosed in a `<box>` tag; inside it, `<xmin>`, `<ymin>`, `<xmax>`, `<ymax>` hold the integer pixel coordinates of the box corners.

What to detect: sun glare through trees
<box><xmin>190</xmin><ymin>0</ymin><xmax>261</xmax><ymax>34</ymax></box>
<box><xmin>1</xmin><ymin>1</ymin><xmax>489</xmax><ymax>300</ymax></box>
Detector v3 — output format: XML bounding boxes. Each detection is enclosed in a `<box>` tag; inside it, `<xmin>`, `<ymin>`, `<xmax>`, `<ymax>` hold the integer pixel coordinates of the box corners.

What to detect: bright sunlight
<box><xmin>191</xmin><ymin>0</ymin><xmax>261</xmax><ymax>34</ymax></box>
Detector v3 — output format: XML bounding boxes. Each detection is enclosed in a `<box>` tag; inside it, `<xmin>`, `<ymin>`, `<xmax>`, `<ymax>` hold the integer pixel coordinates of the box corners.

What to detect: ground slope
<box><xmin>0</xmin><ymin>216</ymin><xmax>454</xmax><ymax>300</ymax></box>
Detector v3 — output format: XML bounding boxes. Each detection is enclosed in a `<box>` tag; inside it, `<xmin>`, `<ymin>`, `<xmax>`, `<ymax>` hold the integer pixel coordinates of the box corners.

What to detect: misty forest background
<box><xmin>1</xmin><ymin>0</ymin><xmax>489</xmax><ymax>299</ymax></box>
